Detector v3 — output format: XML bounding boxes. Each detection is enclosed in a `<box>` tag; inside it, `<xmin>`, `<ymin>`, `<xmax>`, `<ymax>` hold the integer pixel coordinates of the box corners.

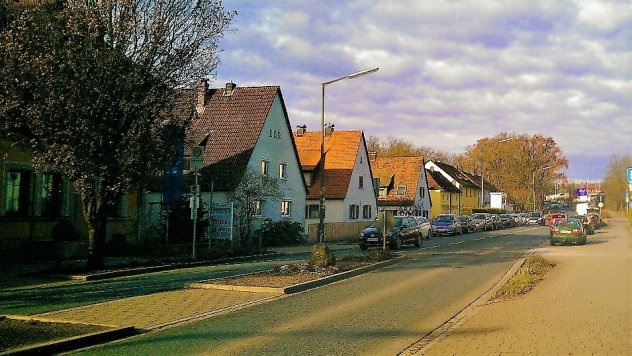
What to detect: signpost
<box><xmin>190</xmin><ymin>146</ymin><xmax>204</xmax><ymax>260</ymax></box>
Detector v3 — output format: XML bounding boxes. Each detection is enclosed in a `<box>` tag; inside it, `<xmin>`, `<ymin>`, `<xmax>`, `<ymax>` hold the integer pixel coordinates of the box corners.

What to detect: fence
<box><xmin>307</xmin><ymin>221</ymin><xmax>372</xmax><ymax>243</ymax></box>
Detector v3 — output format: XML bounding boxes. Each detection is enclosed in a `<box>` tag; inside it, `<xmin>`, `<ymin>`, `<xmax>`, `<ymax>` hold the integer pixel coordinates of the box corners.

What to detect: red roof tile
<box><xmin>372</xmin><ymin>156</ymin><xmax>425</xmax><ymax>205</ymax></box>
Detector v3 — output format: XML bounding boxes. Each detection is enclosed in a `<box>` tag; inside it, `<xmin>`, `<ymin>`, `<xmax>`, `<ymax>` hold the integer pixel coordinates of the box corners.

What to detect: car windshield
<box><xmin>394</xmin><ymin>217</ymin><xmax>405</xmax><ymax>227</ymax></box>
<box><xmin>435</xmin><ymin>215</ymin><xmax>454</xmax><ymax>222</ymax></box>
<box><xmin>458</xmin><ymin>216</ymin><xmax>468</xmax><ymax>221</ymax></box>
<box><xmin>529</xmin><ymin>212</ymin><xmax>540</xmax><ymax>218</ymax></box>
<box><xmin>472</xmin><ymin>214</ymin><xmax>486</xmax><ymax>219</ymax></box>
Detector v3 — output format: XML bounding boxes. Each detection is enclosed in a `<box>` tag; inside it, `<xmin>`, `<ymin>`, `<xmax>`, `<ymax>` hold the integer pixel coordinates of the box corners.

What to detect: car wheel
<box><xmin>414</xmin><ymin>234</ymin><xmax>421</xmax><ymax>247</ymax></box>
<box><xmin>550</xmin><ymin>240</ymin><xmax>554</xmax><ymax>246</ymax></box>
<box><xmin>427</xmin><ymin>230</ymin><xmax>433</xmax><ymax>239</ymax></box>
<box><xmin>360</xmin><ymin>244</ymin><xmax>368</xmax><ymax>250</ymax></box>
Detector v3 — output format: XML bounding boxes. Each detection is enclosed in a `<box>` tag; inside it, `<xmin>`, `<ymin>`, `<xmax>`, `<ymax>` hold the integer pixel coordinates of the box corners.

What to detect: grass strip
<box><xmin>492</xmin><ymin>256</ymin><xmax>555</xmax><ymax>300</ymax></box>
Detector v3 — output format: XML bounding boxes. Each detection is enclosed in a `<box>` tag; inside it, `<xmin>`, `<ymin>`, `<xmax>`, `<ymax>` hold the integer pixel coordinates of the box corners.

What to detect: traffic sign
<box><xmin>191</xmin><ymin>146</ymin><xmax>204</xmax><ymax>169</ymax></box>
<box><xmin>627</xmin><ymin>167</ymin><xmax>632</xmax><ymax>182</ymax></box>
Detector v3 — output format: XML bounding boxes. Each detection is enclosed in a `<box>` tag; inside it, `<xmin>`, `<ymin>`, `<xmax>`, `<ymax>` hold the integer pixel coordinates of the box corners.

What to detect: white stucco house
<box><xmin>145</xmin><ymin>80</ymin><xmax>307</xmax><ymax>239</ymax></box>
<box><xmin>371</xmin><ymin>155</ymin><xmax>432</xmax><ymax>218</ymax></box>
<box><xmin>293</xmin><ymin>126</ymin><xmax>378</xmax><ymax>238</ymax></box>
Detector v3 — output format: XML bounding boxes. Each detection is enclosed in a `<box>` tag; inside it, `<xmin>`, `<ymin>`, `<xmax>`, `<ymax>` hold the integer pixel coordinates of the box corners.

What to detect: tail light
<box><xmin>572</xmin><ymin>229</ymin><xmax>582</xmax><ymax>235</ymax></box>
<box><xmin>551</xmin><ymin>228</ymin><xmax>559</xmax><ymax>234</ymax></box>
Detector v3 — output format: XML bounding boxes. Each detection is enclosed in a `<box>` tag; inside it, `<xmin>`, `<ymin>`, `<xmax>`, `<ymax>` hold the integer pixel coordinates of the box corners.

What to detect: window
<box><xmin>255</xmin><ymin>200</ymin><xmax>263</xmax><ymax>216</ymax></box>
<box><xmin>349</xmin><ymin>204</ymin><xmax>359</xmax><ymax>219</ymax></box>
<box><xmin>114</xmin><ymin>194</ymin><xmax>129</xmax><ymax>218</ymax></box>
<box><xmin>4</xmin><ymin>170</ymin><xmax>31</xmax><ymax>217</ymax></box>
<box><xmin>305</xmin><ymin>204</ymin><xmax>320</xmax><ymax>219</ymax></box>
<box><xmin>419</xmin><ymin>187</ymin><xmax>425</xmax><ymax>198</ymax></box>
<box><xmin>362</xmin><ymin>205</ymin><xmax>372</xmax><ymax>219</ymax></box>
<box><xmin>261</xmin><ymin>159</ymin><xmax>269</xmax><ymax>175</ymax></box>
<box><xmin>359</xmin><ymin>176</ymin><xmax>364</xmax><ymax>189</ymax></box>
<box><xmin>396</xmin><ymin>185</ymin><xmax>406</xmax><ymax>196</ymax></box>
<box><xmin>379</xmin><ymin>188</ymin><xmax>387</xmax><ymax>197</ymax></box>
<box><xmin>279</xmin><ymin>162</ymin><xmax>287</xmax><ymax>179</ymax></box>
<box><xmin>281</xmin><ymin>200</ymin><xmax>292</xmax><ymax>217</ymax></box>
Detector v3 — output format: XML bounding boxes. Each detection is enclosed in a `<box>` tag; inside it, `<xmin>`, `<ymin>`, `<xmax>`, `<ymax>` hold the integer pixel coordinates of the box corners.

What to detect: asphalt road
<box><xmin>78</xmin><ymin>225</ymin><xmax>549</xmax><ymax>355</ymax></box>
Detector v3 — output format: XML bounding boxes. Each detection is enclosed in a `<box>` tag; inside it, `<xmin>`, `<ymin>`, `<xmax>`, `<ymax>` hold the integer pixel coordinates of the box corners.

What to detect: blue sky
<box><xmin>212</xmin><ymin>0</ymin><xmax>631</xmax><ymax>182</ymax></box>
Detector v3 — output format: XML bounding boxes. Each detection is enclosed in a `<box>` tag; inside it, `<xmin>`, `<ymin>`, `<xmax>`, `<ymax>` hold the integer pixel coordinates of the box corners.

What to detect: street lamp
<box><xmin>532</xmin><ymin>165</ymin><xmax>551</xmax><ymax>212</ymax></box>
<box><xmin>318</xmin><ymin>67</ymin><xmax>379</xmax><ymax>243</ymax></box>
<box><xmin>480</xmin><ymin>137</ymin><xmax>512</xmax><ymax>208</ymax></box>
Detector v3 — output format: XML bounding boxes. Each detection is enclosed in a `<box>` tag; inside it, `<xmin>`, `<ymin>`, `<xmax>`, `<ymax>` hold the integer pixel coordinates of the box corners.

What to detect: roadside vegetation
<box><xmin>493</xmin><ymin>256</ymin><xmax>555</xmax><ymax>300</ymax></box>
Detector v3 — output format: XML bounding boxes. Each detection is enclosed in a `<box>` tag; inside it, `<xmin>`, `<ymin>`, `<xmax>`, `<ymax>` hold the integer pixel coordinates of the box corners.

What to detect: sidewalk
<box><xmin>421</xmin><ymin>218</ymin><xmax>631</xmax><ymax>355</ymax></box>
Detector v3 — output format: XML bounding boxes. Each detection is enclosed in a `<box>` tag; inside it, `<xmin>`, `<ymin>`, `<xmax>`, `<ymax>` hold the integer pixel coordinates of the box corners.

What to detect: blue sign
<box><xmin>627</xmin><ymin>167</ymin><xmax>632</xmax><ymax>182</ymax></box>
<box><xmin>576</xmin><ymin>188</ymin><xmax>588</xmax><ymax>197</ymax></box>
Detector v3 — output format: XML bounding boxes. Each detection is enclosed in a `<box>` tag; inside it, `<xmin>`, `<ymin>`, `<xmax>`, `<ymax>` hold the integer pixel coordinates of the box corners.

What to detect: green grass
<box><xmin>493</xmin><ymin>256</ymin><xmax>555</xmax><ymax>300</ymax></box>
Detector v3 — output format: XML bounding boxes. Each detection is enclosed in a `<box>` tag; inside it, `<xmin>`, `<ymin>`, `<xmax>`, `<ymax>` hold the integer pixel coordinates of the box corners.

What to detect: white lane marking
<box><xmin>449</xmin><ymin>241</ymin><xmax>465</xmax><ymax>246</ymax></box>
<box><xmin>474</xmin><ymin>237</ymin><xmax>486</xmax><ymax>241</ymax></box>
<box><xmin>421</xmin><ymin>245</ymin><xmax>440</xmax><ymax>250</ymax></box>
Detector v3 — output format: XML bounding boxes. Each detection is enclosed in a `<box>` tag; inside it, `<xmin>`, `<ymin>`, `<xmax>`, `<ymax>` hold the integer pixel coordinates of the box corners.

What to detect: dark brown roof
<box><xmin>426</xmin><ymin>169</ymin><xmax>461</xmax><ymax>193</ymax></box>
<box><xmin>293</xmin><ymin>130</ymin><xmax>364</xmax><ymax>199</ymax></box>
<box><xmin>434</xmin><ymin>161</ymin><xmax>479</xmax><ymax>189</ymax></box>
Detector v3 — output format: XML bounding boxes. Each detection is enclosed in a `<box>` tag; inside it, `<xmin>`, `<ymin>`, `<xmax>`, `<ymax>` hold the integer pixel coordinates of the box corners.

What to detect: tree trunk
<box><xmin>86</xmin><ymin>207</ymin><xmax>108</xmax><ymax>270</ymax></box>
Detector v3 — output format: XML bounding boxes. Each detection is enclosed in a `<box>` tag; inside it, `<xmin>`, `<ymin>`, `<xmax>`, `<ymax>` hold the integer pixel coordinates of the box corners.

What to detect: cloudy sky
<box><xmin>212</xmin><ymin>0</ymin><xmax>631</xmax><ymax>182</ymax></box>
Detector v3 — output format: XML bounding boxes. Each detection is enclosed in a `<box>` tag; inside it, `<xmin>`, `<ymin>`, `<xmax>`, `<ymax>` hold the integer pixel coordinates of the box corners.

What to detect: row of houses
<box><xmin>0</xmin><ymin>82</ymin><xmax>509</xmax><ymax>255</ymax></box>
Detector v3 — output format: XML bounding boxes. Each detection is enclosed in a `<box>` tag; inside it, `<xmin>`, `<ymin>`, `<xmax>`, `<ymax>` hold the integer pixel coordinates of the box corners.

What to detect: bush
<box><xmin>308</xmin><ymin>243</ymin><xmax>336</xmax><ymax>267</ymax></box>
<box><xmin>338</xmin><ymin>250</ymin><xmax>394</xmax><ymax>263</ymax></box>
<box><xmin>51</xmin><ymin>220</ymin><xmax>81</xmax><ymax>242</ymax></box>
<box><xmin>255</xmin><ymin>219</ymin><xmax>305</xmax><ymax>247</ymax></box>
<box><xmin>471</xmin><ymin>208</ymin><xmax>506</xmax><ymax>214</ymax></box>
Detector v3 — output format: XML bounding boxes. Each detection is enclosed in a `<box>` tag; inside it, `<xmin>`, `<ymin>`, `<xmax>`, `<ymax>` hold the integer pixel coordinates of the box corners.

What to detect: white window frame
<box><xmin>281</xmin><ymin>200</ymin><xmax>292</xmax><ymax>217</ymax></box>
<box><xmin>362</xmin><ymin>205</ymin><xmax>372</xmax><ymax>219</ymax></box>
<box><xmin>279</xmin><ymin>162</ymin><xmax>287</xmax><ymax>180</ymax></box>
<box><xmin>261</xmin><ymin>159</ymin><xmax>269</xmax><ymax>175</ymax></box>
<box><xmin>396</xmin><ymin>185</ymin><xmax>407</xmax><ymax>196</ymax></box>
<box><xmin>349</xmin><ymin>204</ymin><xmax>359</xmax><ymax>220</ymax></box>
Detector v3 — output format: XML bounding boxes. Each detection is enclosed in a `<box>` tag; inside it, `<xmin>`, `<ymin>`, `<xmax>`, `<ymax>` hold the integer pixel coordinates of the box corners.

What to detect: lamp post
<box><xmin>318</xmin><ymin>67</ymin><xmax>379</xmax><ymax>243</ymax></box>
<box><xmin>480</xmin><ymin>138</ymin><xmax>512</xmax><ymax>208</ymax></box>
<box><xmin>532</xmin><ymin>165</ymin><xmax>551</xmax><ymax>212</ymax></box>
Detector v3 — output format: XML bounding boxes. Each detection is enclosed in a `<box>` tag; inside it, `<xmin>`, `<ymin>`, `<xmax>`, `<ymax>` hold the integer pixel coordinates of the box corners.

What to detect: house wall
<box><xmin>460</xmin><ymin>187</ymin><xmax>479</xmax><ymax>211</ymax></box>
<box><xmin>412</xmin><ymin>166</ymin><xmax>432</xmax><ymax>218</ymax></box>
<box><xmin>247</xmin><ymin>93</ymin><xmax>306</xmax><ymax>227</ymax></box>
<box><xmin>342</xmin><ymin>135</ymin><xmax>377</xmax><ymax>223</ymax></box>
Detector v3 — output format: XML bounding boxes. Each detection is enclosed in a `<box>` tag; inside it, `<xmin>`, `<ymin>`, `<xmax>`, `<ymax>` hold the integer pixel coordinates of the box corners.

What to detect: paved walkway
<box><xmin>422</xmin><ymin>218</ymin><xmax>631</xmax><ymax>355</ymax></box>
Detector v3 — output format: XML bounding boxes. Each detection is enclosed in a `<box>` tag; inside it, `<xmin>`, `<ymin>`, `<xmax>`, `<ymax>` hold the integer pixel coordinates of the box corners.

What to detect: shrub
<box><xmin>308</xmin><ymin>243</ymin><xmax>336</xmax><ymax>267</ymax></box>
<box><xmin>255</xmin><ymin>219</ymin><xmax>305</xmax><ymax>247</ymax></box>
<box><xmin>51</xmin><ymin>221</ymin><xmax>81</xmax><ymax>242</ymax></box>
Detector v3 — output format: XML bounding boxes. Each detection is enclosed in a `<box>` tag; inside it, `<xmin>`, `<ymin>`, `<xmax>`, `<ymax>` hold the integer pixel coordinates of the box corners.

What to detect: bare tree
<box><xmin>0</xmin><ymin>0</ymin><xmax>235</xmax><ymax>268</ymax></box>
<box><xmin>228</xmin><ymin>169</ymin><xmax>282</xmax><ymax>250</ymax></box>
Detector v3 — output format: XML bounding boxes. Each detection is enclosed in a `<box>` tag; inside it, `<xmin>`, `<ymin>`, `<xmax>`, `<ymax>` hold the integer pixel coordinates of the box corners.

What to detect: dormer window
<box><xmin>379</xmin><ymin>187</ymin><xmax>387</xmax><ymax>197</ymax></box>
<box><xmin>396</xmin><ymin>185</ymin><xmax>407</xmax><ymax>196</ymax></box>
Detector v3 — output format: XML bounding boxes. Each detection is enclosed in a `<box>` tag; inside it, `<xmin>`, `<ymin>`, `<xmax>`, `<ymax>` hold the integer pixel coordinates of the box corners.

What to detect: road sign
<box><xmin>627</xmin><ymin>167</ymin><xmax>632</xmax><ymax>182</ymax></box>
<box><xmin>191</xmin><ymin>146</ymin><xmax>204</xmax><ymax>169</ymax></box>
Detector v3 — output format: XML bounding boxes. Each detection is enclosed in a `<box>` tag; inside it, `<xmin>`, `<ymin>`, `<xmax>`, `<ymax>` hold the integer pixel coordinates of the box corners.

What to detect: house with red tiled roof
<box><xmin>425</xmin><ymin>160</ymin><xmax>480</xmax><ymax>212</ymax></box>
<box><xmin>293</xmin><ymin>126</ymin><xmax>377</xmax><ymax>240</ymax></box>
<box><xmin>426</xmin><ymin>168</ymin><xmax>461</xmax><ymax>218</ymax></box>
<box><xmin>155</xmin><ymin>80</ymin><xmax>307</xmax><ymax>238</ymax></box>
<box><xmin>370</xmin><ymin>155</ymin><xmax>432</xmax><ymax>218</ymax></box>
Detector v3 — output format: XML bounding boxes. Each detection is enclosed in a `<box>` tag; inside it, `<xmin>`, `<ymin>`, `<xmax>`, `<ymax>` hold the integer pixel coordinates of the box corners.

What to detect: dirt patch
<box><xmin>492</xmin><ymin>255</ymin><xmax>555</xmax><ymax>300</ymax></box>
<box><xmin>0</xmin><ymin>317</ymin><xmax>111</xmax><ymax>352</ymax></box>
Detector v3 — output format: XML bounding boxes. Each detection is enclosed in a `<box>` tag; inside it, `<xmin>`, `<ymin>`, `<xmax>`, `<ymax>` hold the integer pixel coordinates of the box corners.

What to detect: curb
<box><xmin>66</xmin><ymin>252</ymin><xmax>285</xmax><ymax>281</ymax></box>
<box><xmin>188</xmin><ymin>255</ymin><xmax>406</xmax><ymax>295</ymax></box>
<box><xmin>399</xmin><ymin>257</ymin><xmax>527</xmax><ymax>355</ymax></box>
<box><xmin>1</xmin><ymin>317</ymin><xmax>137</xmax><ymax>356</ymax></box>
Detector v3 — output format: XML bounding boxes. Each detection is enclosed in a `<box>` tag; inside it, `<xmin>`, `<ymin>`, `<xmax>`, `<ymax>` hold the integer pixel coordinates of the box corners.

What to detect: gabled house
<box><xmin>461</xmin><ymin>171</ymin><xmax>501</xmax><ymax>208</ymax></box>
<box><xmin>293</xmin><ymin>126</ymin><xmax>377</xmax><ymax>238</ymax></box>
<box><xmin>371</xmin><ymin>155</ymin><xmax>432</xmax><ymax>218</ymax></box>
<box><xmin>158</xmin><ymin>81</ymin><xmax>307</xmax><ymax>235</ymax></box>
<box><xmin>425</xmin><ymin>161</ymin><xmax>480</xmax><ymax>212</ymax></box>
<box><xmin>1</xmin><ymin>139</ymin><xmax>138</xmax><ymax>259</ymax></box>
<box><xmin>426</xmin><ymin>168</ymin><xmax>461</xmax><ymax>218</ymax></box>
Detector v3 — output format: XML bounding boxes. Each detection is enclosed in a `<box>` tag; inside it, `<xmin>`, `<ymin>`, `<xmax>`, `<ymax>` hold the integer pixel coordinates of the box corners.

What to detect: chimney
<box><xmin>296</xmin><ymin>125</ymin><xmax>307</xmax><ymax>137</ymax></box>
<box><xmin>196</xmin><ymin>78</ymin><xmax>209</xmax><ymax>114</ymax></box>
<box><xmin>223</xmin><ymin>81</ymin><xmax>236</xmax><ymax>96</ymax></box>
<box><xmin>369</xmin><ymin>151</ymin><xmax>377</xmax><ymax>161</ymax></box>
<box><xmin>324</xmin><ymin>123</ymin><xmax>335</xmax><ymax>136</ymax></box>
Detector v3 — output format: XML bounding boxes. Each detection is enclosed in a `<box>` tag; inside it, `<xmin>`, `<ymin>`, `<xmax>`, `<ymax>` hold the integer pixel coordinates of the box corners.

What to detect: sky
<box><xmin>212</xmin><ymin>0</ymin><xmax>631</xmax><ymax>182</ymax></box>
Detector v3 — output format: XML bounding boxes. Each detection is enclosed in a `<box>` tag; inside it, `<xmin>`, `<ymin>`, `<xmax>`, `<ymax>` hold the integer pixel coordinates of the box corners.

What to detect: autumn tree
<box><xmin>367</xmin><ymin>136</ymin><xmax>455</xmax><ymax>163</ymax></box>
<box><xmin>457</xmin><ymin>133</ymin><xmax>568</xmax><ymax>211</ymax></box>
<box><xmin>602</xmin><ymin>154</ymin><xmax>632</xmax><ymax>211</ymax></box>
<box><xmin>0</xmin><ymin>0</ymin><xmax>235</xmax><ymax>268</ymax></box>
<box><xmin>228</xmin><ymin>169</ymin><xmax>282</xmax><ymax>250</ymax></box>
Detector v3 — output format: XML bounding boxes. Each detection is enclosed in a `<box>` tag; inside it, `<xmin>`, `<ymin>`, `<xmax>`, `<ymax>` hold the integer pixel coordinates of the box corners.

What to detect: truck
<box><xmin>576</xmin><ymin>202</ymin><xmax>588</xmax><ymax>216</ymax></box>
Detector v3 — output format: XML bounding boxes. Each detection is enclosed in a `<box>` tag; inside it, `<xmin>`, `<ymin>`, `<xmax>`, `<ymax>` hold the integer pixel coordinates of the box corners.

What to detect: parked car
<box><xmin>588</xmin><ymin>214</ymin><xmax>603</xmax><ymax>230</ymax></box>
<box><xmin>431</xmin><ymin>214</ymin><xmax>462</xmax><ymax>236</ymax></box>
<box><xmin>457</xmin><ymin>215</ymin><xmax>476</xmax><ymax>233</ymax></box>
<box><xmin>547</xmin><ymin>212</ymin><xmax>567</xmax><ymax>226</ymax></box>
<box><xmin>570</xmin><ymin>215</ymin><xmax>594</xmax><ymax>235</ymax></box>
<box><xmin>471</xmin><ymin>213</ymin><xmax>492</xmax><ymax>231</ymax></box>
<box><xmin>414</xmin><ymin>216</ymin><xmax>432</xmax><ymax>239</ymax></box>
<box><xmin>550</xmin><ymin>218</ymin><xmax>586</xmax><ymax>245</ymax></box>
<box><xmin>526</xmin><ymin>211</ymin><xmax>544</xmax><ymax>225</ymax></box>
<box><xmin>359</xmin><ymin>216</ymin><xmax>422</xmax><ymax>250</ymax></box>
<box><xmin>490</xmin><ymin>214</ymin><xmax>502</xmax><ymax>230</ymax></box>
<box><xmin>499</xmin><ymin>214</ymin><xmax>514</xmax><ymax>228</ymax></box>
